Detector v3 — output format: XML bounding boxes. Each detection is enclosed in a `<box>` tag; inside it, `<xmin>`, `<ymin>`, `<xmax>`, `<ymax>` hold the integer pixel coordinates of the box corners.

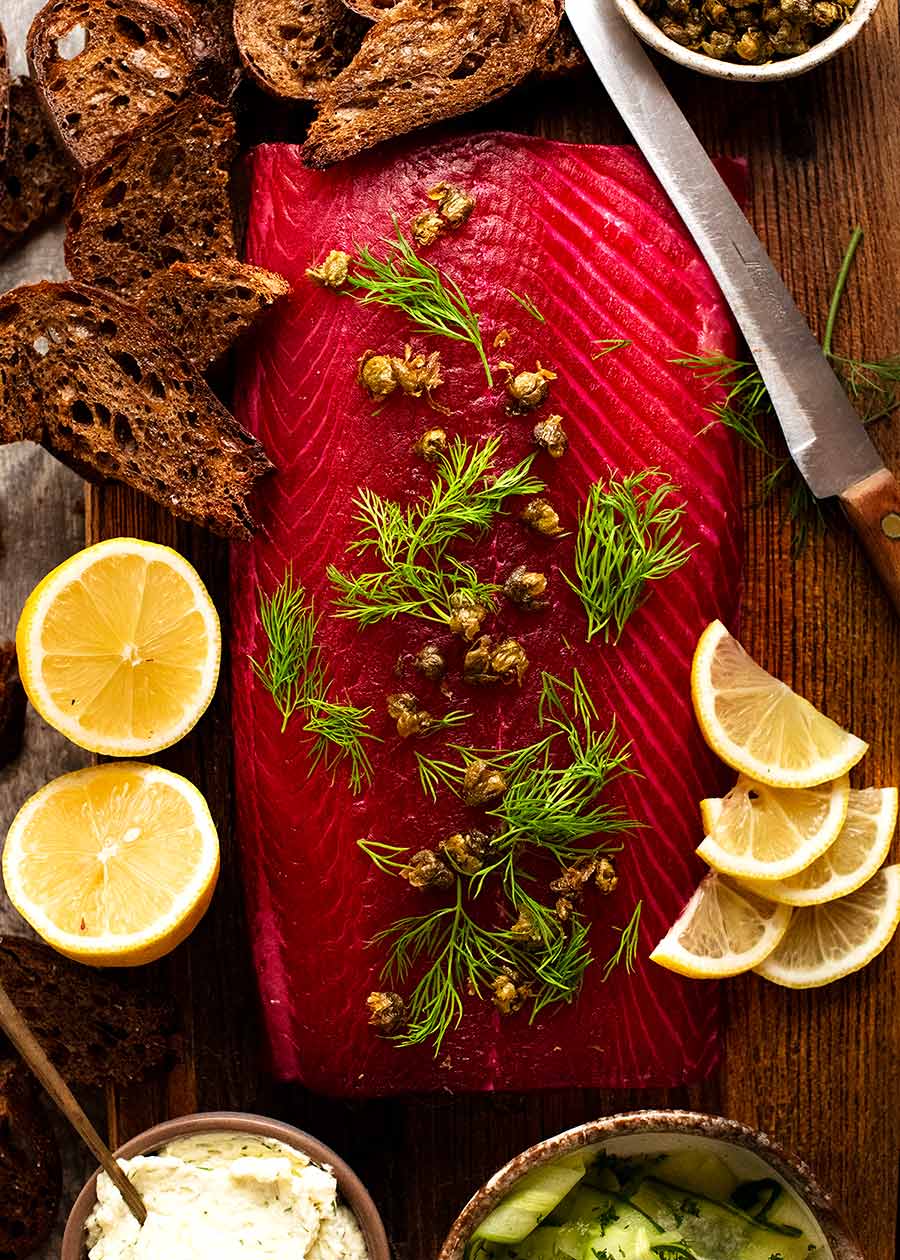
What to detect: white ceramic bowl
<box><xmin>613</xmin><ymin>0</ymin><xmax>881</xmax><ymax>80</ymax></box>
<box><xmin>438</xmin><ymin>1110</ymin><xmax>863</xmax><ymax>1260</ymax></box>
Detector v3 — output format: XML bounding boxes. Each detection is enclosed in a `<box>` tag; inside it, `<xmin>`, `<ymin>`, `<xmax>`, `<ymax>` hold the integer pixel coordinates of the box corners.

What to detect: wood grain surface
<box><xmin>2</xmin><ymin>1</ymin><xmax>898</xmax><ymax>1256</ymax></box>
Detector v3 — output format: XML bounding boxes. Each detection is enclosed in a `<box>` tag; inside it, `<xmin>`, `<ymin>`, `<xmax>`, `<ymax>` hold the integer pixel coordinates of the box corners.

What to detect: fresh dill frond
<box><xmin>602</xmin><ymin>900</ymin><xmax>643</xmax><ymax>981</ymax></box>
<box><xmin>330</xmin><ymin>437</ymin><xmax>543</xmax><ymax>627</ymax></box>
<box><xmin>677</xmin><ymin>226</ymin><xmax>900</xmax><ymax>553</ymax></box>
<box><xmin>565</xmin><ymin>470</ymin><xmax>695</xmax><ymax>644</ymax></box>
<box><xmin>426</xmin><ymin>710</ymin><xmax>471</xmax><ymax>736</ymax></box>
<box><xmin>507</xmin><ymin>288</ymin><xmax>546</xmax><ymax>323</ymax></box>
<box><xmin>591</xmin><ymin>338</ymin><xmax>632</xmax><ymax>360</ymax></box>
<box><xmin>357</xmin><ymin>838</ymin><xmax>409</xmax><ymax>875</ymax></box>
<box><xmin>251</xmin><ymin>569</ymin><xmax>379</xmax><ymax>793</ymax></box>
<box><xmin>346</xmin><ymin>217</ymin><xmax>493</xmax><ymax>385</ymax></box>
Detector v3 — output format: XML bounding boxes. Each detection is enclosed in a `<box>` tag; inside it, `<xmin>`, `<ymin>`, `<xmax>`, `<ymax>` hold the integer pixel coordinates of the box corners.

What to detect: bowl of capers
<box><xmin>613</xmin><ymin>0</ymin><xmax>879</xmax><ymax>79</ymax></box>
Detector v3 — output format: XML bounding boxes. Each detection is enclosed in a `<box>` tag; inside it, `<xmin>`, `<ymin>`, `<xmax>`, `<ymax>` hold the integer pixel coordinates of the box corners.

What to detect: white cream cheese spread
<box><xmin>84</xmin><ymin>1132</ymin><xmax>370</xmax><ymax>1260</ymax></box>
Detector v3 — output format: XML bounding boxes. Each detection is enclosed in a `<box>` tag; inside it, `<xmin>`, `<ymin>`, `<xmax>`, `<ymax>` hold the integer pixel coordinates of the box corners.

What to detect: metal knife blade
<box><xmin>566</xmin><ymin>0</ymin><xmax>885</xmax><ymax>501</ymax></box>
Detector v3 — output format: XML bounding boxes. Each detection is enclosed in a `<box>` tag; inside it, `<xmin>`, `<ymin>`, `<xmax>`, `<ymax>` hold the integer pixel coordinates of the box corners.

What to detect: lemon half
<box><xmin>17</xmin><ymin>538</ymin><xmax>221</xmax><ymax>757</ymax></box>
<box><xmin>691</xmin><ymin>620</ymin><xmax>867</xmax><ymax>789</ymax></box>
<box><xmin>2</xmin><ymin>763</ymin><xmax>220</xmax><ymax>966</ymax></box>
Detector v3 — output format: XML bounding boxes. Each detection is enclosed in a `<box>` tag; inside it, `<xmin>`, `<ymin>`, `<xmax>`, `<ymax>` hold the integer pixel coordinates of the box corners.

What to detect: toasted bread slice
<box><xmin>0</xmin><ymin>642</ymin><xmax>25</xmax><ymax>770</ymax></box>
<box><xmin>0</xmin><ymin>936</ymin><xmax>176</xmax><ymax>1086</ymax></box>
<box><xmin>0</xmin><ymin>78</ymin><xmax>78</xmax><ymax>262</ymax></box>
<box><xmin>234</xmin><ymin>0</ymin><xmax>368</xmax><ymax>100</ymax></box>
<box><xmin>535</xmin><ymin>17</ymin><xmax>588</xmax><ymax>77</ymax></box>
<box><xmin>0</xmin><ymin>1059</ymin><xmax>61</xmax><ymax>1260</ymax></box>
<box><xmin>65</xmin><ymin>94</ymin><xmax>237</xmax><ymax>300</ymax></box>
<box><xmin>303</xmin><ymin>0</ymin><xmax>563</xmax><ymax>167</ymax></box>
<box><xmin>27</xmin><ymin>0</ymin><xmax>210</xmax><ymax>167</ymax></box>
<box><xmin>0</xmin><ymin>282</ymin><xmax>272</xmax><ymax>538</ymax></box>
<box><xmin>140</xmin><ymin>259</ymin><xmax>291</xmax><ymax>369</ymax></box>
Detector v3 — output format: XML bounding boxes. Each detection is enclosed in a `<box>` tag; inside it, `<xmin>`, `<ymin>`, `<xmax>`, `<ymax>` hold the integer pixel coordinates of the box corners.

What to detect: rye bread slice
<box><xmin>0</xmin><ymin>937</ymin><xmax>176</xmax><ymax>1087</ymax></box>
<box><xmin>234</xmin><ymin>0</ymin><xmax>368</xmax><ymax>100</ymax></box>
<box><xmin>65</xmin><ymin>94</ymin><xmax>237</xmax><ymax>300</ymax></box>
<box><xmin>302</xmin><ymin>0</ymin><xmax>563</xmax><ymax>168</ymax></box>
<box><xmin>0</xmin><ymin>642</ymin><xmax>26</xmax><ymax>771</ymax></box>
<box><xmin>0</xmin><ymin>78</ymin><xmax>77</xmax><ymax>262</ymax></box>
<box><xmin>27</xmin><ymin>0</ymin><xmax>210</xmax><ymax>168</ymax></box>
<box><xmin>0</xmin><ymin>1059</ymin><xmax>61</xmax><ymax>1260</ymax></box>
<box><xmin>140</xmin><ymin>259</ymin><xmax>291</xmax><ymax>369</ymax></box>
<box><xmin>0</xmin><ymin>281</ymin><xmax>272</xmax><ymax>538</ymax></box>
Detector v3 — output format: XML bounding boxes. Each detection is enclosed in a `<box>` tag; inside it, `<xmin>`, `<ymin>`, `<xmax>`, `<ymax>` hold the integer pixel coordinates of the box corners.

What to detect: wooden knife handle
<box><xmin>840</xmin><ymin>468</ymin><xmax>900</xmax><ymax>615</ymax></box>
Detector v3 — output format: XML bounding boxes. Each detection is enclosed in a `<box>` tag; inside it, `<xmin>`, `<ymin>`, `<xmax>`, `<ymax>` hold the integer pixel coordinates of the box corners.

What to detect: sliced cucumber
<box><xmin>655</xmin><ymin>1152</ymin><xmax>739</xmax><ymax>1202</ymax></box>
<box><xmin>644</xmin><ymin>1180</ymin><xmax>810</xmax><ymax>1260</ymax></box>
<box><xmin>473</xmin><ymin>1153</ymin><xmax>587</xmax><ymax>1245</ymax></box>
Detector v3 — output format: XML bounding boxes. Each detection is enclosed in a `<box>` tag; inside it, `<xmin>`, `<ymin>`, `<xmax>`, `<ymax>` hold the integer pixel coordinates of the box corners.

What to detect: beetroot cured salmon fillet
<box><xmin>231</xmin><ymin>133</ymin><xmax>743</xmax><ymax>1095</ymax></box>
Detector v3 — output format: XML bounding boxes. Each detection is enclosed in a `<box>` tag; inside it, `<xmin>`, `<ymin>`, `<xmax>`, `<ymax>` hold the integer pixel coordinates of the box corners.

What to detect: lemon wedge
<box><xmin>691</xmin><ymin>620</ymin><xmax>867</xmax><ymax>789</ymax></box>
<box><xmin>705</xmin><ymin>787</ymin><xmax>898</xmax><ymax>906</ymax></box>
<box><xmin>2</xmin><ymin>763</ymin><xmax>219</xmax><ymax>966</ymax></box>
<box><xmin>16</xmin><ymin>538</ymin><xmax>221</xmax><ymax>757</ymax></box>
<box><xmin>649</xmin><ymin>871</ymin><xmax>792</xmax><ymax>978</ymax></box>
<box><xmin>696</xmin><ymin>774</ymin><xmax>849</xmax><ymax>882</ymax></box>
<box><xmin>755</xmin><ymin>865</ymin><xmax>900</xmax><ymax>988</ymax></box>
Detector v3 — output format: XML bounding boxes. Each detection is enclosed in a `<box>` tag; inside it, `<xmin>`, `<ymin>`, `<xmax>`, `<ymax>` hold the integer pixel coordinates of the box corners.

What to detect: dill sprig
<box><xmin>347</xmin><ymin>217</ymin><xmax>492</xmax><ymax>385</ymax></box>
<box><xmin>329</xmin><ymin>436</ymin><xmax>544</xmax><ymax>627</ymax></box>
<box><xmin>592</xmin><ymin>338</ymin><xmax>632</xmax><ymax>360</ymax></box>
<box><xmin>602</xmin><ymin>900</ymin><xmax>643</xmax><ymax>981</ymax></box>
<box><xmin>677</xmin><ymin>226</ymin><xmax>900</xmax><ymax>551</ymax></box>
<box><xmin>507</xmin><ymin>289</ymin><xmax>546</xmax><ymax>323</ymax></box>
<box><xmin>250</xmin><ymin>569</ymin><xmax>380</xmax><ymax>794</ymax></box>
<box><xmin>564</xmin><ymin>470</ymin><xmax>695</xmax><ymax>644</ymax></box>
<box><xmin>361</xmin><ymin>672</ymin><xmax>638</xmax><ymax>1051</ymax></box>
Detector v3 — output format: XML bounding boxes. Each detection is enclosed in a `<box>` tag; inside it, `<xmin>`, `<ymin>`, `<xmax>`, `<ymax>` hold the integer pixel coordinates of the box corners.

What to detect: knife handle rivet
<box><xmin>881</xmin><ymin>512</ymin><xmax>900</xmax><ymax>540</ymax></box>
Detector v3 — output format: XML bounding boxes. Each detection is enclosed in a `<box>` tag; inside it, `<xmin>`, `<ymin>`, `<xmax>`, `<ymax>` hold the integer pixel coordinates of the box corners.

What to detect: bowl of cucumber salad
<box><xmin>439</xmin><ymin>1111</ymin><xmax>862</xmax><ymax>1260</ymax></box>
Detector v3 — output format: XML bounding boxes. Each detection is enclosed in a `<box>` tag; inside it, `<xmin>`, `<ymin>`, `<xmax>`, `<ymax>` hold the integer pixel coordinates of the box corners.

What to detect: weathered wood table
<box><xmin>2</xmin><ymin>2</ymin><xmax>899</xmax><ymax>1256</ymax></box>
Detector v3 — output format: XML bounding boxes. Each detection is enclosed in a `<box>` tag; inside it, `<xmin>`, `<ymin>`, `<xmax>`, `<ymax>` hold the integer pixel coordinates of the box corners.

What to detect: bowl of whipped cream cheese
<box><xmin>61</xmin><ymin>1111</ymin><xmax>390</xmax><ymax>1260</ymax></box>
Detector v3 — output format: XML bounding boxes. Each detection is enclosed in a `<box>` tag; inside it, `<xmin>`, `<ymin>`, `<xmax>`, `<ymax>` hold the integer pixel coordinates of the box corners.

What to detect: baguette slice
<box><xmin>0</xmin><ymin>1059</ymin><xmax>61</xmax><ymax>1260</ymax></box>
<box><xmin>0</xmin><ymin>22</ymin><xmax>9</xmax><ymax>160</ymax></box>
<box><xmin>27</xmin><ymin>0</ymin><xmax>209</xmax><ymax>167</ymax></box>
<box><xmin>0</xmin><ymin>281</ymin><xmax>272</xmax><ymax>538</ymax></box>
<box><xmin>140</xmin><ymin>259</ymin><xmax>291</xmax><ymax>370</ymax></box>
<box><xmin>65</xmin><ymin>94</ymin><xmax>237</xmax><ymax>300</ymax></box>
<box><xmin>0</xmin><ymin>936</ymin><xmax>176</xmax><ymax>1086</ymax></box>
<box><xmin>234</xmin><ymin>0</ymin><xmax>368</xmax><ymax>100</ymax></box>
<box><xmin>303</xmin><ymin>0</ymin><xmax>563</xmax><ymax>168</ymax></box>
<box><xmin>0</xmin><ymin>78</ymin><xmax>78</xmax><ymax>262</ymax></box>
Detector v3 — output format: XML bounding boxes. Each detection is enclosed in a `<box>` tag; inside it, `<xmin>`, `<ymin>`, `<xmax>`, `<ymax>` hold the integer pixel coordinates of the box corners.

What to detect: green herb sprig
<box><xmin>346</xmin><ymin>218</ymin><xmax>493</xmax><ymax>385</ymax></box>
<box><xmin>602</xmin><ymin>900</ymin><xmax>643</xmax><ymax>981</ymax></box>
<box><xmin>362</xmin><ymin>672</ymin><xmax>639</xmax><ymax>1051</ymax></box>
<box><xmin>564</xmin><ymin>470</ymin><xmax>695</xmax><ymax>644</ymax></box>
<box><xmin>678</xmin><ymin>226</ymin><xmax>900</xmax><ymax>551</ymax></box>
<box><xmin>329</xmin><ymin>436</ymin><xmax>544</xmax><ymax>627</ymax></box>
<box><xmin>251</xmin><ymin>569</ymin><xmax>380</xmax><ymax>793</ymax></box>
<box><xmin>507</xmin><ymin>289</ymin><xmax>546</xmax><ymax>323</ymax></box>
<box><xmin>592</xmin><ymin>338</ymin><xmax>632</xmax><ymax>360</ymax></box>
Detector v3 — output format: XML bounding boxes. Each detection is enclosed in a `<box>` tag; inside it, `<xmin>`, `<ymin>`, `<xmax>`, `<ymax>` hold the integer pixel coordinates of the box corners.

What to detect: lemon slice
<box><xmin>649</xmin><ymin>871</ymin><xmax>792</xmax><ymax>978</ymax></box>
<box><xmin>696</xmin><ymin>774</ymin><xmax>849</xmax><ymax>882</ymax></box>
<box><xmin>705</xmin><ymin>787</ymin><xmax>898</xmax><ymax>906</ymax></box>
<box><xmin>2</xmin><ymin>763</ymin><xmax>219</xmax><ymax>966</ymax></box>
<box><xmin>691</xmin><ymin>620</ymin><xmax>867</xmax><ymax>789</ymax></box>
<box><xmin>16</xmin><ymin>538</ymin><xmax>221</xmax><ymax>756</ymax></box>
<box><xmin>755</xmin><ymin>865</ymin><xmax>900</xmax><ymax>988</ymax></box>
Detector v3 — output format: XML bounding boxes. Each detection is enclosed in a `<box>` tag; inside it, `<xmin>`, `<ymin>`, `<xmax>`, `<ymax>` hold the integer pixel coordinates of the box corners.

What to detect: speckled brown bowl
<box><xmin>438</xmin><ymin>1110</ymin><xmax>863</xmax><ymax>1260</ymax></box>
<box><xmin>61</xmin><ymin>1111</ymin><xmax>391</xmax><ymax>1260</ymax></box>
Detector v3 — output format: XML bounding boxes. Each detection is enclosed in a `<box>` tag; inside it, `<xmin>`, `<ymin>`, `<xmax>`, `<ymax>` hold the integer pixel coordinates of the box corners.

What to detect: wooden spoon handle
<box><xmin>840</xmin><ymin>468</ymin><xmax>900</xmax><ymax>616</ymax></box>
<box><xmin>0</xmin><ymin>981</ymin><xmax>147</xmax><ymax>1224</ymax></box>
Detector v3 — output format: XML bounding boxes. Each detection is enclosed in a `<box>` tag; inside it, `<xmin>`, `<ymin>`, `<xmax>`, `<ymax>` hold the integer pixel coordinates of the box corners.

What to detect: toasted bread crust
<box><xmin>27</xmin><ymin>0</ymin><xmax>208</xmax><ymax>167</ymax></box>
<box><xmin>0</xmin><ymin>78</ymin><xmax>77</xmax><ymax>262</ymax></box>
<box><xmin>0</xmin><ymin>1059</ymin><xmax>61</xmax><ymax>1260</ymax></box>
<box><xmin>303</xmin><ymin>0</ymin><xmax>563</xmax><ymax>167</ymax></box>
<box><xmin>65</xmin><ymin>94</ymin><xmax>237</xmax><ymax>300</ymax></box>
<box><xmin>0</xmin><ymin>281</ymin><xmax>272</xmax><ymax>538</ymax></box>
<box><xmin>234</xmin><ymin>0</ymin><xmax>368</xmax><ymax>100</ymax></box>
<box><xmin>140</xmin><ymin>259</ymin><xmax>291</xmax><ymax>369</ymax></box>
<box><xmin>0</xmin><ymin>23</ymin><xmax>9</xmax><ymax>161</ymax></box>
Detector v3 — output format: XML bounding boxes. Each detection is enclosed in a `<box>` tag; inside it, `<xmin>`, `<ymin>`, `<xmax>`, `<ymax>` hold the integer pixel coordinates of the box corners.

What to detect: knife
<box><xmin>567</xmin><ymin>0</ymin><xmax>900</xmax><ymax>614</ymax></box>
